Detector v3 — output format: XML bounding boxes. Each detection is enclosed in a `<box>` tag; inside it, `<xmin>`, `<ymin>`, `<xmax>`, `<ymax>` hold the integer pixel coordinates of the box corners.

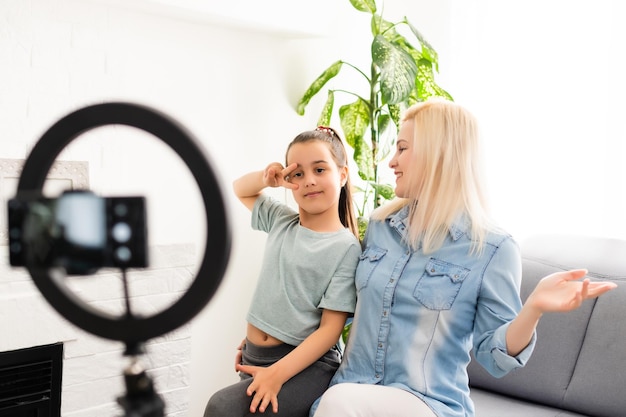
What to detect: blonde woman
<box><xmin>310</xmin><ymin>100</ymin><xmax>616</xmax><ymax>417</ymax></box>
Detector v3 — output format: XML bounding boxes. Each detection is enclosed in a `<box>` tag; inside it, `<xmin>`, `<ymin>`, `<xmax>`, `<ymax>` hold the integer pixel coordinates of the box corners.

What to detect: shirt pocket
<box><xmin>355</xmin><ymin>246</ymin><xmax>387</xmax><ymax>291</ymax></box>
<box><xmin>413</xmin><ymin>258</ymin><xmax>470</xmax><ymax>310</ymax></box>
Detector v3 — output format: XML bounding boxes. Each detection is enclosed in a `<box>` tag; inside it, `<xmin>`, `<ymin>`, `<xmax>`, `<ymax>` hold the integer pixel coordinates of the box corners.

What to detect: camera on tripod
<box><xmin>7</xmin><ymin>189</ymin><xmax>148</xmax><ymax>275</ymax></box>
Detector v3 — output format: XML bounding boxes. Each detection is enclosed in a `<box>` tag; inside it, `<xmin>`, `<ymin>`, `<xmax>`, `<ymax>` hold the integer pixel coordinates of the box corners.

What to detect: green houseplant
<box><xmin>296</xmin><ymin>0</ymin><xmax>453</xmax><ymax>238</ymax></box>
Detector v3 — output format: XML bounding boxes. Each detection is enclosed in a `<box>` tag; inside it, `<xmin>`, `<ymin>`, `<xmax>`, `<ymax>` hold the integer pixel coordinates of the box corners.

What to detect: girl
<box><xmin>204</xmin><ymin>126</ymin><xmax>360</xmax><ymax>417</ymax></box>
<box><xmin>310</xmin><ymin>100</ymin><xmax>617</xmax><ymax>417</ymax></box>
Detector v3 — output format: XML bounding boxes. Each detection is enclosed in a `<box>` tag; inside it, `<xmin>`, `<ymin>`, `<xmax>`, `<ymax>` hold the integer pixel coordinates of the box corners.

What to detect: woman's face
<box><xmin>389</xmin><ymin>119</ymin><xmax>415</xmax><ymax>198</ymax></box>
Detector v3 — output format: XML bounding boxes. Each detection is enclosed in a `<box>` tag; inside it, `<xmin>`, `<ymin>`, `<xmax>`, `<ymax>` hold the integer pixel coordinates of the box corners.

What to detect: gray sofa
<box><xmin>468</xmin><ymin>234</ymin><xmax>626</xmax><ymax>417</ymax></box>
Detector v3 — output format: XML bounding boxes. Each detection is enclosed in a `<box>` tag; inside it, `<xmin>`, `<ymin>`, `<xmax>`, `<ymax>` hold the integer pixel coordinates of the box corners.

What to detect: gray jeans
<box><xmin>203</xmin><ymin>339</ymin><xmax>341</xmax><ymax>417</ymax></box>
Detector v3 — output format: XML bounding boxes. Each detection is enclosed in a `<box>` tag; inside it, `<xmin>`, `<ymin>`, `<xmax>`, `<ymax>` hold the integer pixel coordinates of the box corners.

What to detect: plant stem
<box><xmin>370</xmin><ymin>62</ymin><xmax>380</xmax><ymax>209</ymax></box>
<box><xmin>344</xmin><ymin>62</ymin><xmax>371</xmax><ymax>84</ymax></box>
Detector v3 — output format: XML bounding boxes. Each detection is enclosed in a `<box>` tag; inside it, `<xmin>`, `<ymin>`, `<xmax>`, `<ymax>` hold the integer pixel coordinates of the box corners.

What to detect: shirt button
<box><xmin>375</xmin><ymin>374</ymin><xmax>380</xmax><ymax>378</ymax></box>
<box><xmin>378</xmin><ymin>343</ymin><xmax>383</xmax><ymax>348</ymax></box>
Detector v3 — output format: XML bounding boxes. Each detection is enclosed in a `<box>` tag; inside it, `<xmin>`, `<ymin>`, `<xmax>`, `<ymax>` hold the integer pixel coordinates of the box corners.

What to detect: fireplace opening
<box><xmin>0</xmin><ymin>343</ymin><xmax>63</xmax><ymax>417</ymax></box>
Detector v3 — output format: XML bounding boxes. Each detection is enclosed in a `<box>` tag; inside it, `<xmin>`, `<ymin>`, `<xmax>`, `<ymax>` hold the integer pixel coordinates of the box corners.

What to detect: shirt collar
<box><xmin>386</xmin><ymin>204</ymin><xmax>469</xmax><ymax>242</ymax></box>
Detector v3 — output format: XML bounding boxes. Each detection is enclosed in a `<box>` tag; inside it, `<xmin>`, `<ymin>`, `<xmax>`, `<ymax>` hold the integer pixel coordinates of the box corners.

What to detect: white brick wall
<box><xmin>0</xmin><ymin>244</ymin><xmax>196</xmax><ymax>416</ymax></box>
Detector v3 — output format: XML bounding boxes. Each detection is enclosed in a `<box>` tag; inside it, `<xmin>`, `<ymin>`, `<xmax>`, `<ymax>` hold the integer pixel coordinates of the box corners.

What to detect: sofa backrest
<box><xmin>467</xmin><ymin>234</ymin><xmax>626</xmax><ymax>417</ymax></box>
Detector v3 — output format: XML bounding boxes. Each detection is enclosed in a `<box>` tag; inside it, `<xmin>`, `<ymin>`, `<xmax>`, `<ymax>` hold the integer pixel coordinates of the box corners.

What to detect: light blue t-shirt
<box><xmin>246</xmin><ymin>194</ymin><xmax>361</xmax><ymax>347</ymax></box>
<box><xmin>311</xmin><ymin>205</ymin><xmax>535</xmax><ymax>417</ymax></box>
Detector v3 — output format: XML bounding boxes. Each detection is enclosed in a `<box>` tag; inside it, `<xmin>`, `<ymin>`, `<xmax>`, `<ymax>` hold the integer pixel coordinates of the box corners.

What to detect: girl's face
<box><xmin>389</xmin><ymin>118</ymin><xmax>415</xmax><ymax>199</ymax></box>
<box><xmin>286</xmin><ymin>141</ymin><xmax>347</xmax><ymax>217</ymax></box>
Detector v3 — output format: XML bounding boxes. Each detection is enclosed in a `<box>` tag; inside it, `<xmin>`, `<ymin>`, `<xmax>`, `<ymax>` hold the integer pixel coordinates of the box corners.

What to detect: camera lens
<box><xmin>115</xmin><ymin>246</ymin><xmax>132</xmax><ymax>263</ymax></box>
<box><xmin>112</xmin><ymin>222</ymin><xmax>132</xmax><ymax>243</ymax></box>
<box><xmin>114</xmin><ymin>203</ymin><xmax>129</xmax><ymax>217</ymax></box>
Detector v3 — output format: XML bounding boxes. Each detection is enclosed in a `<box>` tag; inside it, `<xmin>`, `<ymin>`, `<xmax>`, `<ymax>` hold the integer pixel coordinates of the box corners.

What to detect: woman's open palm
<box><xmin>527</xmin><ymin>269</ymin><xmax>617</xmax><ymax>313</ymax></box>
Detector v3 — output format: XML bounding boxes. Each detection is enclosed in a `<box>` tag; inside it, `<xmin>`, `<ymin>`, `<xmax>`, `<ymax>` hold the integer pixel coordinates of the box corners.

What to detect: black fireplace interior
<box><xmin>0</xmin><ymin>343</ymin><xmax>63</xmax><ymax>417</ymax></box>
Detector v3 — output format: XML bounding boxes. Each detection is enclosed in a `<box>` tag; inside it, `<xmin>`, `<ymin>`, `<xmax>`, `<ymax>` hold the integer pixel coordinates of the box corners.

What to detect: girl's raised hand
<box><xmin>527</xmin><ymin>269</ymin><xmax>617</xmax><ymax>314</ymax></box>
<box><xmin>263</xmin><ymin>162</ymin><xmax>298</xmax><ymax>190</ymax></box>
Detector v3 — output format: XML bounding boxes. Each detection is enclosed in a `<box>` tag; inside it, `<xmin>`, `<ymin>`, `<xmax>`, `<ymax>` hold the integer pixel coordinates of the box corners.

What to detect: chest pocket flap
<box><xmin>355</xmin><ymin>246</ymin><xmax>387</xmax><ymax>291</ymax></box>
<box><xmin>425</xmin><ymin>258</ymin><xmax>470</xmax><ymax>283</ymax></box>
<box><xmin>415</xmin><ymin>258</ymin><xmax>470</xmax><ymax>310</ymax></box>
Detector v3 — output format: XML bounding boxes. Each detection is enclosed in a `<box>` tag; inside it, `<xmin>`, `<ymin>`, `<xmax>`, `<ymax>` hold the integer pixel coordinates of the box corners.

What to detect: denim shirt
<box><xmin>316</xmin><ymin>206</ymin><xmax>536</xmax><ymax>417</ymax></box>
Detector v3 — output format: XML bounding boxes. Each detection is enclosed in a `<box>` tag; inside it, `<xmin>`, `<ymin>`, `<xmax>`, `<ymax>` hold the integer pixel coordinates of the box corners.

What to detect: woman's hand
<box><xmin>507</xmin><ymin>269</ymin><xmax>617</xmax><ymax>356</ymax></box>
<box><xmin>526</xmin><ymin>269</ymin><xmax>617</xmax><ymax>314</ymax></box>
<box><xmin>263</xmin><ymin>162</ymin><xmax>298</xmax><ymax>190</ymax></box>
<box><xmin>235</xmin><ymin>363</ymin><xmax>284</xmax><ymax>414</ymax></box>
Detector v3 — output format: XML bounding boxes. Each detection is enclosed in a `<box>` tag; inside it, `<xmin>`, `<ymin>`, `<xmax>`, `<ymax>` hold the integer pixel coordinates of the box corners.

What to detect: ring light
<box><xmin>15</xmin><ymin>102</ymin><xmax>231</xmax><ymax>345</ymax></box>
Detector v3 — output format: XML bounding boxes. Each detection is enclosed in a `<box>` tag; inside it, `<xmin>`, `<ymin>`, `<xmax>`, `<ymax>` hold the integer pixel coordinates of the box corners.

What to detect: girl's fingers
<box><xmin>282</xmin><ymin>162</ymin><xmax>298</xmax><ymax>179</ymax></box>
<box><xmin>282</xmin><ymin>163</ymin><xmax>299</xmax><ymax>189</ymax></box>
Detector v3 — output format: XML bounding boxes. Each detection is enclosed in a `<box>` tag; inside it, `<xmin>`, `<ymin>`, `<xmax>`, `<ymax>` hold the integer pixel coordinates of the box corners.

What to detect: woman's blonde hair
<box><xmin>372</xmin><ymin>99</ymin><xmax>495</xmax><ymax>254</ymax></box>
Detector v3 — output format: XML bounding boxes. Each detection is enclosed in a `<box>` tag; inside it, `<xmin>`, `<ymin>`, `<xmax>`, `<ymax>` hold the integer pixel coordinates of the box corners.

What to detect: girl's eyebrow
<box><xmin>290</xmin><ymin>160</ymin><xmax>330</xmax><ymax>166</ymax></box>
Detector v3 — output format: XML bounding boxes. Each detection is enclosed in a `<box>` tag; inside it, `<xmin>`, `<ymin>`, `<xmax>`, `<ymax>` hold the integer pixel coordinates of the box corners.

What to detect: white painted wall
<box><xmin>2</xmin><ymin>0</ymin><xmax>626</xmax><ymax>416</ymax></box>
<box><xmin>444</xmin><ymin>0</ymin><xmax>626</xmax><ymax>241</ymax></box>
<box><xmin>0</xmin><ymin>0</ymin><xmax>326</xmax><ymax>415</ymax></box>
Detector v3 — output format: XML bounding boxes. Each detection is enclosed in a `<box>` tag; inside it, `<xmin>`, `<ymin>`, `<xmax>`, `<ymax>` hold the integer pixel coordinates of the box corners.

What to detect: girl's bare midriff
<box><xmin>247</xmin><ymin>323</ymin><xmax>284</xmax><ymax>346</ymax></box>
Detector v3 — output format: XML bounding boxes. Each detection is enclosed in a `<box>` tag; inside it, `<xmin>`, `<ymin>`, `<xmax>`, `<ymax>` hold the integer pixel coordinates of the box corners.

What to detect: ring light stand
<box><xmin>11</xmin><ymin>102</ymin><xmax>231</xmax><ymax>416</ymax></box>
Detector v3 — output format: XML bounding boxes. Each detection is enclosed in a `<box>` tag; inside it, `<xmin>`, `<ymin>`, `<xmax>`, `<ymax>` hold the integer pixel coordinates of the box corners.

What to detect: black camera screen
<box><xmin>8</xmin><ymin>190</ymin><xmax>148</xmax><ymax>275</ymax></box>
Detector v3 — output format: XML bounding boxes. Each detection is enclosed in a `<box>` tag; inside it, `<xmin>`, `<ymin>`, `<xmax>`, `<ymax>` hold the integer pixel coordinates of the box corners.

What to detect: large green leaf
<box><xmin>416</xmin><ymin>58</ymin><xmax>454</xmax><ymax>101</ymax></box>
<box><xmin>406</xmin><ymin>19</ymin><xmax>439</xmax><ymax>71</ymax></box>
<box><xmin>350</xmin><ymin>0</ymin><xmax>376</xmax><ymax>14</ymax></box>
<box><xmin>296</xmin><ymin>60</ymin><xmax>343</xmax><ymax>115</ymax></box>
<box><xmin>371</xmin><ymin>13</ymin><xmax>392</xmax><ymax>37</ymax></box>
<box><xmin>372</xmin><ymin>35</ymin><xmax>417</xmax><ymax>105</ymax></box>
<box><xmin>371</xmin><ymin>182</ymin><xmax>395</xmax><ymax>201</ymax></box>
<box><xmin>394</xmin><ymin>37</ymin><xmax>423</xmax><ymax>63</ymax></box>
<box><xmin>387</xmin><ymin>104</ymin><xmax>402</xmax><ymax>130</ymax></box>
<box><xmin>317</xmin><ymin>90</ymin><xmax>335</xmax><ymax>126</ymax></box>
<box><xmin>354</xmin><ymin>139</ymin><xmax>374</xmax><ymax>182</ymax></box>
<box><xmin>338</xmin><ymin>99</ymin><xmax>370</xmax><ymax>149</ymax></box>
<box><xmin>376</xmin><ymin>113</ymin><xmax>391</xmax><ymax>138</ymax></box>
<box><xmin>339</xmin><ymin>100</ymin><xmax>374</xmax><ymax>182</ymax></box>
<box><xmin>372</xmin><ymin>14</ymin><xmax>404</xmax><ymax>43</ymax></box>
<box><xmin>376</xmin><ymin>114</ymin><xmax>393</xmax><ymax>161</ymax></box>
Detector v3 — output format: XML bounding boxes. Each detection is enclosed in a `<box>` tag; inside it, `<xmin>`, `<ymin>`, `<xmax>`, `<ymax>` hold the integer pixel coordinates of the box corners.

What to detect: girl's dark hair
<box><xmin>285</xmin><ymin>126</ymin><xmax>359</xmax><ymax>239</ymax></box>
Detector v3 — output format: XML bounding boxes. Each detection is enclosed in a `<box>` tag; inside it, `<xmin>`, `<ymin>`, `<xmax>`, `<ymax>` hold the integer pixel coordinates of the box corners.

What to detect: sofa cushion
<box><xmin>470</xmin><ymin>388</ymin><xmax>589</xmax><ymax>417</ymax></box>
<box><xmin>561</xmin><ymin>280</ymin><xmax>626</xmax><ymax>416</ymax></box>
